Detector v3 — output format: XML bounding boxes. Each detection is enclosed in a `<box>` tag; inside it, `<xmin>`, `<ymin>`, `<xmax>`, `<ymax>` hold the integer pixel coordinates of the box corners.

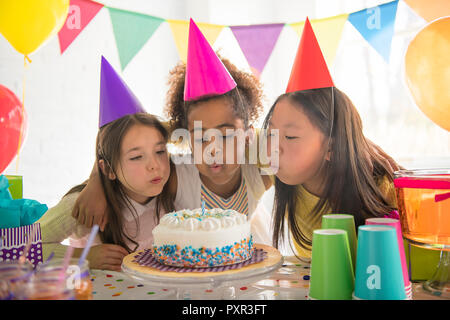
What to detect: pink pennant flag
<box><xmin>57</xmin><ymin>0</ymin><xmax>104</xmax><ymax>54</ymax></box>
<box><xmin>230</xmin><ymin>23</ymin><xmax>284</xmax><ymax>77</ymax></box>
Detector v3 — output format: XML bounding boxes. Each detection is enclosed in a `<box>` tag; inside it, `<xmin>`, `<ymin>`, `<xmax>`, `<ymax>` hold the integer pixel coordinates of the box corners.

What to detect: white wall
<box><xmin>1</xmin><ymin>0</ymin><xmax>449</xmax><ymax>208</ymax></box>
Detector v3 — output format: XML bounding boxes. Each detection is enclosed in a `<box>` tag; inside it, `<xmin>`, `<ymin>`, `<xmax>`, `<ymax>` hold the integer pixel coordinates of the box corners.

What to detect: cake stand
<box><xmin>121</xmin><ymin>244</ymin><xmax>283</xmax><ymax>300</ymax></box>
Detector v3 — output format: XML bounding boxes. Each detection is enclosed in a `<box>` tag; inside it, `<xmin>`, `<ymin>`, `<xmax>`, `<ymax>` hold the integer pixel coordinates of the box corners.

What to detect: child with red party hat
<box><xmin>38</xmin><ymin>57</ymin><xmax>174</xmax><ymax>271</ymax></box>
<box><xmin>263</xmin><ymin>18</ymin><xmax>400</xmax><ymax>259</ymax></box>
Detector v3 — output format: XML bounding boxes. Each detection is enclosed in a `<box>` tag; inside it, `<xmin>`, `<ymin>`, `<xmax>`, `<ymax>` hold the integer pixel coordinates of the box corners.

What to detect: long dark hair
<box><xmin>65</xmin><ymin>113</ymin><xmax>175</xmax><ymax>253</ymax></box>
<box><xmin>263</xmin><ymin>88</ymin><xmax>397</xmax><ymax>251</ymax></box>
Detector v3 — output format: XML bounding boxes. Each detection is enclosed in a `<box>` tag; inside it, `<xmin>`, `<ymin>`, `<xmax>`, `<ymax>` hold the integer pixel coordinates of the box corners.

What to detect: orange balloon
<box><xmin>405</xmin><ymin>16</ymin><xmax>450</xmax><ymax>132</ymax></box>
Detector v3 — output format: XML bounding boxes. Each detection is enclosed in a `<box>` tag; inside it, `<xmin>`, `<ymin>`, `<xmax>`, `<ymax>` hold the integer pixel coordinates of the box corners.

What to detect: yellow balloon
<box><xmin>405</xmin><ymin>16</ymin><xmax>450</xmax><ymax>132</ymax></box>
<box><xmin>0</xmin><ymin>0</ymin><xmax>69</xmax><ymax>55</ymax></box>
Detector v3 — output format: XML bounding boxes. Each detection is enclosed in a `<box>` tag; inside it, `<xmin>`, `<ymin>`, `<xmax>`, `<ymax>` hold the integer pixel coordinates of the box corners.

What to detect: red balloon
<box><xmin>0</xmin><ymin>84</ymin><xmax>26</xmax><ymax>173</ymax></box>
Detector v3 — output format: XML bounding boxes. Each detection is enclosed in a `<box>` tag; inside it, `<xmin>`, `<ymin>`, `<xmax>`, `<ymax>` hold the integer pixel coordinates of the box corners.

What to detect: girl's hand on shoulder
<box><xmin>71</xmin><ymin>175</ymin><xmax>108</xmax><ymax>232</ymax></box>
<box><xmin>87</xmin><ymin>244</ymin><xmax>129</xmax><ymax>272</ymax></box>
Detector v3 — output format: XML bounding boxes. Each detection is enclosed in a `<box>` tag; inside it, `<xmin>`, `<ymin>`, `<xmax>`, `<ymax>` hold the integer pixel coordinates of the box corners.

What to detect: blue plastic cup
<box><xmin>354</xmin><ymin>225</ymin><xmax>406</xmax><ymax>300</ymax></box>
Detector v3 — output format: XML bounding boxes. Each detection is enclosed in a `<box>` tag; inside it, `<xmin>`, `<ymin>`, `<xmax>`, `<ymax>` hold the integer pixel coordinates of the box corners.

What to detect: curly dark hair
<box><xmin>164</xmin><ymin>55</ymin><xmax>265</xmax><ymax>132</ymax></box>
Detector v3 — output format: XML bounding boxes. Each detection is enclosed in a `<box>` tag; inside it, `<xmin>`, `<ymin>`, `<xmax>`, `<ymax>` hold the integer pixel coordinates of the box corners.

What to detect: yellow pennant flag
<box><xmin>168</xmin><ymin>19</ymin><xmax>224</xmax><ymax>62</ymax></box>
<box><xmin>290</xmin><ymin>14</ymin><xmax>348</xmax><ymax>67</ymax></box>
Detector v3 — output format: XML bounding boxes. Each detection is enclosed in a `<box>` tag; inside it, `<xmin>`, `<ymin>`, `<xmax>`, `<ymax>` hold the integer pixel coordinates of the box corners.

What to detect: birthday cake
<box><xmin>151</xmin><ymin>208</ymin><xmax>254</xmax><ymax>268</ymax></box>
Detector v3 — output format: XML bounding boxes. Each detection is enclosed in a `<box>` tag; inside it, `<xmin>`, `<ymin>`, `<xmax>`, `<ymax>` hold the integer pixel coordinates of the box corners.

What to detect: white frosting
<box><xmin>158</xmin><ymin>208</ymin><xmax>248</xmax><ymax>231</ymax></box>
<box><xmin>153</xmin><ymin>208</ymin><xmax>252</xmax><ymax>248</ymax></box>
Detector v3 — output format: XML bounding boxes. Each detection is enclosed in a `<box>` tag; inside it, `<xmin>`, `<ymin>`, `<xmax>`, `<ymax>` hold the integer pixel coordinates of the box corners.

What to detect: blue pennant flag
<box><xmin>348</xmin><ymin>1</ymin><xmax>399</xmax><ymax>62</ymax></box>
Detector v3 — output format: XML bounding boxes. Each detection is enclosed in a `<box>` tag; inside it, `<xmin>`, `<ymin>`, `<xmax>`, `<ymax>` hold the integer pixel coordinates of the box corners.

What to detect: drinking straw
<box><xmin>58</xmin><ymin>246</ymin><xmax>74</xmax><ymax>285</ymax></box>
<box><xmin>78</xmin><ymin>225</ymin><xmax>99</xmax><ymax>267</ymax></box>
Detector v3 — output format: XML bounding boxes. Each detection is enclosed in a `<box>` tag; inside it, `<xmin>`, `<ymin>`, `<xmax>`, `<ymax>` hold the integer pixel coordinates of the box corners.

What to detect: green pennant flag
<box><xmin>108</xmin><ymin>7</ymin><xmax>164</xmax><ymax>70</ymax></box>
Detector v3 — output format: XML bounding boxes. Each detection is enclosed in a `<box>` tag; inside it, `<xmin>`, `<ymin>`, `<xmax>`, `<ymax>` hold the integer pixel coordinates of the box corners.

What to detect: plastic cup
<box><xmin>322</xmin><ymin>214</ymin><xmax>357</xmax><ymax>271</ymax></box>
<box><xmin>5</xmin><ymin>175</ymin><xmax>22</xmax><ymax>200</ymax></box>
<box><xmin>16</xmin><ymin>275</ymin><xmax>75</xmax><ymax>300</ymax></box>
<box><xmin>34</xmin><ymin>258</ymin><xmax>92</xmax><ymax>300</ymax></box>
<box><xmin>308</xmin><ymin>229</ymin><xmax>355</xmax><ymax>300</ymax></box>
<box><xmin>366</xmin><ymin>218</ymin><xmax>412</xmax><ymax>299</ymax></box>
<box><xmin>354</xmin><ymin>225</ymin><xmax>407</xmax><ymax>300</ymax></box>
<box><xmin>0</xmin><ymin>260</ymin><xmax>33</xmax><ymax>300</ymax></box>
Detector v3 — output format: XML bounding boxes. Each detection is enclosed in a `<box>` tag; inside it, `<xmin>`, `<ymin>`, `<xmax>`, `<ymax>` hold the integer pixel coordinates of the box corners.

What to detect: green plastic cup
<box><xmin>5</xmin><ymin>175</ymin><xmax>22</xmax><ymax>200</ymax></box>
<box><xmin>321</xmin><ymin>214</ymin><xmax>357</xmax><ymax>271</ymax></box>
<box><xmin>308</xmin><ymin>229</ymin><xmax>355</xmax><ymax>300</ymax></box>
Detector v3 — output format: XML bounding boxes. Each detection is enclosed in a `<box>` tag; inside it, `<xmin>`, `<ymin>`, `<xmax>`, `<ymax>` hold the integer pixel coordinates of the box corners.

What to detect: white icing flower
<box><xmin>160</xmin><ymin>215</ymin><xmax>180</xmax><ymax>228</ymax></box>
<box><xmin>182</xmin><ymin>218</ymin><xmax>200</xmax><ymax>231</ymax></box>
<box><xmin>201</xmin><ymin>218</ymin><xmax>221</xmax><ymax>231</ymax></box>
<box><xmin>221</xmin><ymin>216</ymin><xmax>235</xmax><ymax>228</ymax></box>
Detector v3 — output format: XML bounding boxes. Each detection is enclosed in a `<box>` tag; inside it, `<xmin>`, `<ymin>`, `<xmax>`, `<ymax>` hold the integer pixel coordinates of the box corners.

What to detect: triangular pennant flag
<box><xmin>184</xmin><ymin>19</ymin><xmax>236</xmax><ymax>101</ymax></box>
<box><xmin>403</xmin><ymin>0</ymin><xmax>450</xmax><ymax>22</ymax></box>
<box><xmin>286</xmin><ymin>17</ymin><xmax>335</xmax><ymax>93</ymax></box>
<box><xmin>108</xmin><ymin>8</ymin><xmax>164</xmax><ymax>70</ymax></box>
<box><xmin>230</xmin><ymin>23</ymin><xmax>284</xmax><ymax>78</ymax></box>
<box><xmin>348</xmin><ymin>1</ymin><xmax>399</xmax><ymax>62</ymax></box>
<box><xmin>290</xmin><ymin>14</ymin><xmax>348</xmax><ymax>67</ymax></box>
<box><xmin>57</xmin><ymin>0</ymin><xmax>103</xmax><ymax>54</ymax></box>
<box><xmin>99</xmin><ymin>56</ymin><xmax>146</xmax><ymax>127</ymax></box>
<box><xmin>168</xmin><ymin>19</ymin><xmax>224</xmax><ymax>62</ymax></box>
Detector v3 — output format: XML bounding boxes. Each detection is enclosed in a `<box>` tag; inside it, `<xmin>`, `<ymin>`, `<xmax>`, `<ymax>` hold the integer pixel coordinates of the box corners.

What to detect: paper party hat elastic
<box><xmin>286</xmin><ymin>17</ymin><xmax>334</xmax><ymax>93</ymax></box>
<box><xmin>99</xmin><ymin>56</ymin><xmax>145</xmax><ymax>127</ymax></box>
<box><xmin>184</xmin><ymin>18</ymin><xmax>237</xmax><ymax>101</ymax></box>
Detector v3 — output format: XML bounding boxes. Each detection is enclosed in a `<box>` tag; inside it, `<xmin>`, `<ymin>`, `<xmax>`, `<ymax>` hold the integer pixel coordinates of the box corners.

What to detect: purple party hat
<box><xmin>99</xmin><ymin>56</ymin><xmax>145</xmax><ymax>127</ymax></box>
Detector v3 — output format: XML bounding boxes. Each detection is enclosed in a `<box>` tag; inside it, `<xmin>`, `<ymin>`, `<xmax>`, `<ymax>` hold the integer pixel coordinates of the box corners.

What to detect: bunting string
<box><xmin>55</xmin><ymin>0</ymin><xmax>447</xmax><ymax>75</ymax></box>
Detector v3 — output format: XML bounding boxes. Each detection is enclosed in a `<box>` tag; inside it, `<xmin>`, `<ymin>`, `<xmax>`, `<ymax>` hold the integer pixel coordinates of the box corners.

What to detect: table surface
<box><xmin>89</xmin><ymin>256</ymin><xmax>448</xmax><ymax>300</ymax></box>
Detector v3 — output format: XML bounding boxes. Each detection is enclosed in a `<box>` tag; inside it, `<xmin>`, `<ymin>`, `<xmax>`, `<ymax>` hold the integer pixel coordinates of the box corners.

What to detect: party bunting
<box><xmin>168</xmin><ymin>19</ymin><xmax>224</xmax><ymax>62</ymax></box>
<box><xmin>230</xmin><ymin>24</ymin><xmax>284</xmax><ymax>78</ymax></box>
<box><xmin>57</xmin><ymin>0</ymin><xmax>103</xmax><ymax>54</ymax></box>
<box><xmin>348</xmin><ymin>0</ymin><xmax>399</xmax><ymax>62</ymax></box>
<box><xmin>403</xmin><ymin>0</ymin><xmax>450</xmax><ymax>22</ymax></box>
<box><xmin>108</xmin><ymin>8</ymin><xmax>164</xmax><ymax>70</ymax></box>
<box><xmin>290</xmin><ymin>14</ymin><xmax>348</xmax><ymax>67</ymax></box>
<box><xmin>56</xmin><ymin>0</ymin><xmax>405</xmax><ymax>73</ymax></box>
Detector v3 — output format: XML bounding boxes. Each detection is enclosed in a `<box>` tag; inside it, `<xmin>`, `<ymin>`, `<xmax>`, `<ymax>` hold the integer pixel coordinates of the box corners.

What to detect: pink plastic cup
<box><xmin>366</xmin><ymin>218</ymin><xmax>412</xmax><ymax>299</ymax></box>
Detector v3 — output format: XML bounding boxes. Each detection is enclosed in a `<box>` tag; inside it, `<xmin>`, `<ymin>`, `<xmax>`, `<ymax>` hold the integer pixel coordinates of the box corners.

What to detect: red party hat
<box><xmin>286</xmin><ymin>17</ymin><xmax>334</xmax><ymax>93</ymax></box>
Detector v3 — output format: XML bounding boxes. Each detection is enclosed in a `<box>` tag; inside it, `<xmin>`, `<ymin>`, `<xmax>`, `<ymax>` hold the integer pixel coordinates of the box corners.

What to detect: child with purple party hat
<box><xmin>37</xmin><ymin>57</ymin><xmax>174</xmax><ymax>271</ymax></box>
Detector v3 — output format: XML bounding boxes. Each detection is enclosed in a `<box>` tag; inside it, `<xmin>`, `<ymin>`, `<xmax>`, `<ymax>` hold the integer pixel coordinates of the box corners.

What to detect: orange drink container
<box><xmin>394</xmin><ymin>169</ymin><xmax>450</xmax><ymax>250</ymax></box>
